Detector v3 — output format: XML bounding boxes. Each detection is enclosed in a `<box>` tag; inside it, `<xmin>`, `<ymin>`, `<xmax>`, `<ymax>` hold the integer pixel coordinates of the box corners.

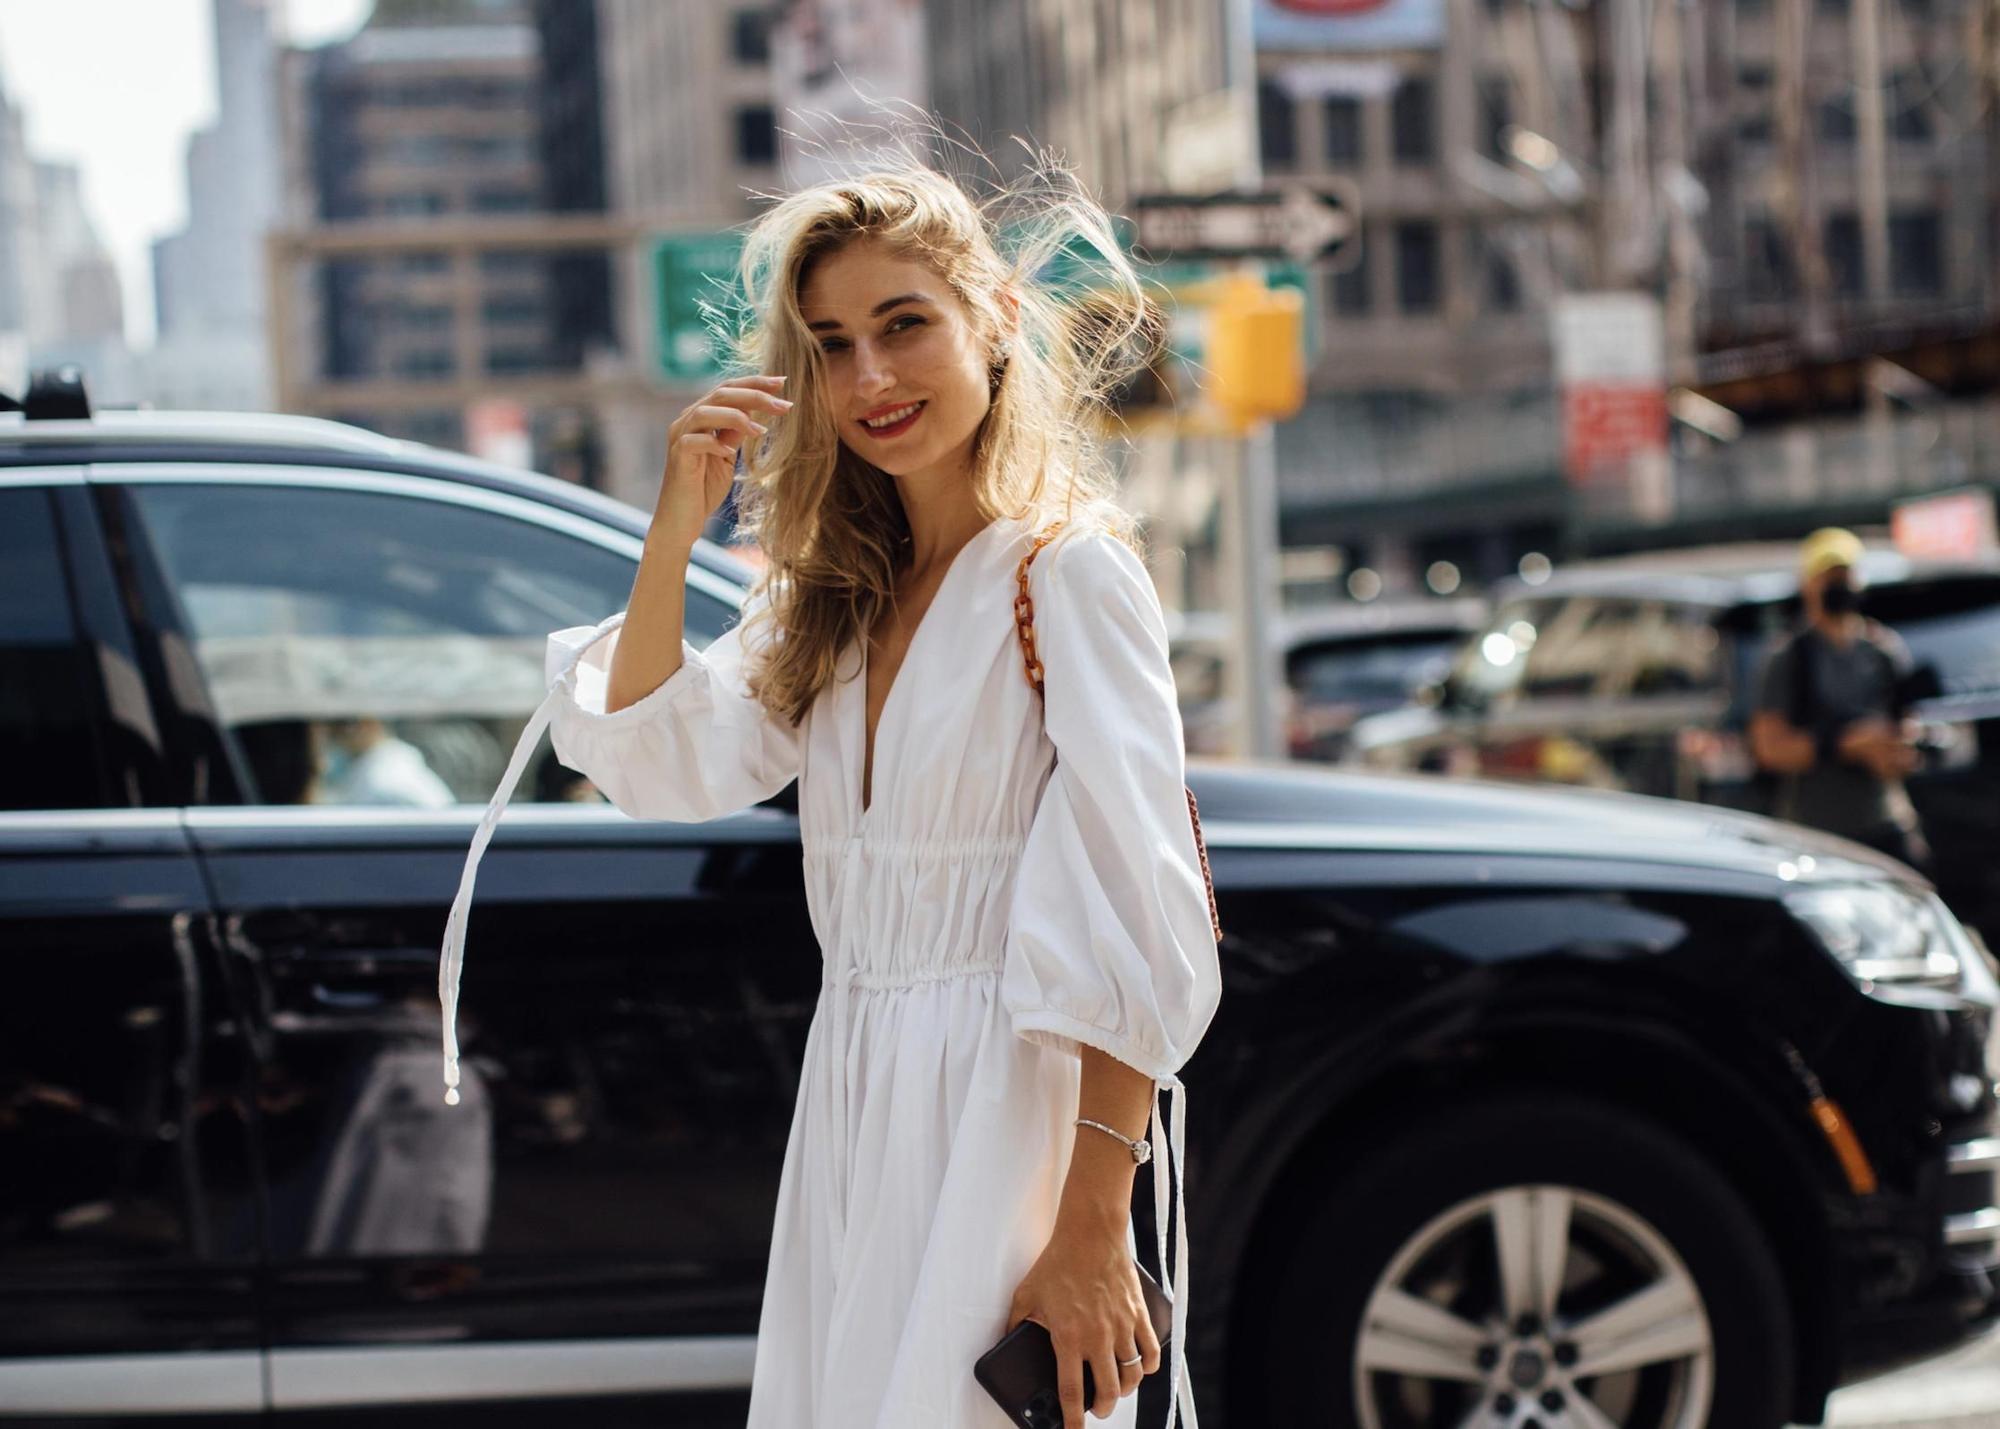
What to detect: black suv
<box><xmin>4</xmin><ymin>401</ymin><xmax>1999</xmax><ymax>1428</ymax></box>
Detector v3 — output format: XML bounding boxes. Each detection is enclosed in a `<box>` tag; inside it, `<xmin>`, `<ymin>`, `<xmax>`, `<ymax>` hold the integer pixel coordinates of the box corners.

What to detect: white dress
<box><xmin>438</xmin><ymin>511</ymin><xmax>1223</xmax><ymax>1428</ymax></box>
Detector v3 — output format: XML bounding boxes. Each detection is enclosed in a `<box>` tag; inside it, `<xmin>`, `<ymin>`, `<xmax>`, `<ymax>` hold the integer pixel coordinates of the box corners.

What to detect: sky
<box><xmin>0</xmin><ymin>0</ymin><xmax>371</xmax><ymax>349</ymax></box>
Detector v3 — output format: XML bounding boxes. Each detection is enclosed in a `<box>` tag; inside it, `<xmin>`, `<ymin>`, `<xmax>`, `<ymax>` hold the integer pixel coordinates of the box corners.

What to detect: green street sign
<box><xmin>653</xmin><ymin>232</ymin><xmax>745</xmax><ymax>384</ymax></box>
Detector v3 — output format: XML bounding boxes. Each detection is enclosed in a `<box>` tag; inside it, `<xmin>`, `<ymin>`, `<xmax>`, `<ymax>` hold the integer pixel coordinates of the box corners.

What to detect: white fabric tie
<box><xmin>438</xmin><ymin>612</ymin><xmax>625</xmax><ymax>1105</ymax></box>
<box><xmin>1154</xmin><ymin>1075</ymin><xmax>1197</xmax><ymax>1429</ymax></box>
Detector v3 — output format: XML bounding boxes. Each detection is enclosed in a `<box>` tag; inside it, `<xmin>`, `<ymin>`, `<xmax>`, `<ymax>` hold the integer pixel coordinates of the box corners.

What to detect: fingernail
<box><xmin>774</xmin><ymin>398</ymin><xmax>794</xmax><ymax>409</ymax></box>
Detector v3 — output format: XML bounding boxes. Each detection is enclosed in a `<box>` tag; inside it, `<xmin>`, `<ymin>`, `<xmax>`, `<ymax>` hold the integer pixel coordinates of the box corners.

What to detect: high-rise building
<box><xmin>281</xmin><ymin>0</ymin><xmax>554</xmax><ymax>449</ymax></box>
<box><xmin>923</xmin><ymin>0</ymin><xmax>1229</xmax><ymax>204</ymax></box>
<box><xmin>148</xmin><ymin>0</ymin><xmax>283</xmax><ymax>411</ymax></box>
<box><xmin>0</xmin><ymin>60</ymin><xmax>133</xmax><ymax>400</ymax></box>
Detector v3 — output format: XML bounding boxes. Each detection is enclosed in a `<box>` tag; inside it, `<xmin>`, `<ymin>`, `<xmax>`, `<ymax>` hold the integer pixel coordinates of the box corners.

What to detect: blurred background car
<box><xmin>1348</xmin><ymin>541</ymin><xmax>2000</xmax><ymax>946</ymax></box>
<box><xmin>1168</xmin><ymin>597</ymin><xmax>1487</xmax><ymax>761</ymax></box>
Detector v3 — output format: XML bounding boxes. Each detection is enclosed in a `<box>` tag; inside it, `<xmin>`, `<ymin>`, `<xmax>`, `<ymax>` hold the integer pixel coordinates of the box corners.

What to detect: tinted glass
<box><xmin>0</xmin><ymin>488</ymin><xmax>107</xmax><ymax>810</ymax></box>
<box><xmin>1864</xmin><ymin>575</ymin><xmax>2000</xmax><ymax>696</ymax></box>
<box><xmin>1290</xmin><ymin>635</ymin><xmax>1461</xmax><ymax>705</ymax></box>
<box><xmin>124</xmin><ymin>482</ymin><xmax>734</xmax><ymax>808</ymax></box>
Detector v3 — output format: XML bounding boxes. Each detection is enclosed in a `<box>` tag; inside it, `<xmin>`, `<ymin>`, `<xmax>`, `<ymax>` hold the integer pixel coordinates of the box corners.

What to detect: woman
<box><xmin>438</xmin><ymin>158</ymin><xmax>1222</xmax><ymax>1429</ymax></box>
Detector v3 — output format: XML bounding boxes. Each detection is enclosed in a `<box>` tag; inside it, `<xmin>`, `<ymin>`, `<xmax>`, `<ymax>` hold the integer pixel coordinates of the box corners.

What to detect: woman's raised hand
<box><xmin>651</xmin><ymin>375</ymin><xmax>792</xmax><ymax>553</ymax></box>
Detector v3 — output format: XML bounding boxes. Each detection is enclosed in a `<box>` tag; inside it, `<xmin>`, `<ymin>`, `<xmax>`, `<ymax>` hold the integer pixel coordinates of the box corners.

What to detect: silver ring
<box><xmin>1118</xmin><ymin>1354</ymin><xmax>1143</xmax><ymax>1367</ymax></box>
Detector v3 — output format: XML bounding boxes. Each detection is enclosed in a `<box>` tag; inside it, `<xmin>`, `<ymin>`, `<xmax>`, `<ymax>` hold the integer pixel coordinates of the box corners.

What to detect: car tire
<box><xmin>1246</xmin><ymin>1092</ymin><xmax>1794</xmax><ymax>1429</ymax></box>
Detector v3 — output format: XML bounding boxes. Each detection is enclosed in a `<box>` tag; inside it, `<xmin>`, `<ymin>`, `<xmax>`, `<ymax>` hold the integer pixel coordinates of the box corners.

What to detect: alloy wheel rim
<box><xmin>1352</xmin><ymin>1184</ymin><xmax>1714</xmax><ymax>1429</ymax></box>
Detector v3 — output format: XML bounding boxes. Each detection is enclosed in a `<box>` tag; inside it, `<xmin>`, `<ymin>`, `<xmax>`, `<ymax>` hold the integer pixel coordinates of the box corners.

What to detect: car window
<box><xmin>1864</xmin><ymin>575</ymin><xmax>2000</xmax><ymax>696</ymax></box>
<box><xmin>1457</xmin><ymin>596</ymin><xmax>1723</xmax><ymax>705</ymax></box>
<box><xmin>0</xmin><ymin>487</ymin><xmax>111</xmax><ymax>811</ymax></box>
<box><xmin>1289</xmin><ymin>635</ymin><xmax>1461</xmax><ymax>706</ymax></box>
<box><xmin>121</xmin><ymin>481</ymin><xmax>734</xmax><ymax>808</ymax></box>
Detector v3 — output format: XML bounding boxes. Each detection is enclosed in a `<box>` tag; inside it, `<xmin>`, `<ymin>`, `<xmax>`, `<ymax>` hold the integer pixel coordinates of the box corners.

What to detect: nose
<box><xmin>853</xmin><ymin>339</ymin><xmax>894</xmax><ymax>399</ymax></box>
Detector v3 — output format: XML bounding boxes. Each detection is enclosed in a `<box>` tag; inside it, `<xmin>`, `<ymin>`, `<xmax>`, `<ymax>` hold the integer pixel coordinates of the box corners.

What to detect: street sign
<box><xmin>653</xmin><ymin>232</ymin><xmax>745</xmax><ymax>384</ymax></box>
<box><xmin>1130</xmin><ymin>185</ymin><xmax>1356</xmax><ymax>265</ymax></box>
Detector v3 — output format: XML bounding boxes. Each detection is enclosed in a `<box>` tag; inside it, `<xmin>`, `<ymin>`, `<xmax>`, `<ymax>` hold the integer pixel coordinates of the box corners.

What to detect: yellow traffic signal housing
<box><xmin>1204</xmin><ymin>272</ymin><xmax>1305</xmax><ymax>426</ymax></box>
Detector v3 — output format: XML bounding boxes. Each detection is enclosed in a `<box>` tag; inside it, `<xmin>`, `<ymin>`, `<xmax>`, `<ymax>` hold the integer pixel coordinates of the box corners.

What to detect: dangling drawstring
<box><xmin>439</xmin><ymin>612</ymin><xmax>625</xmax><ymax>1105</ymax></box>
<box><xmin>1154</xmin><ymin>1075</ymin><xmax>1198</xmax><ymax>1429</ymax></box>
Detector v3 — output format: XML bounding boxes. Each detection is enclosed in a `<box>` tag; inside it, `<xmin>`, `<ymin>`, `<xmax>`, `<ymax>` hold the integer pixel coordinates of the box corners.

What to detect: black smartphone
<box><xmin>973</xmin><ymin>1261</ymin><xmax>1174</xmax><ymax>1429</ymax></box>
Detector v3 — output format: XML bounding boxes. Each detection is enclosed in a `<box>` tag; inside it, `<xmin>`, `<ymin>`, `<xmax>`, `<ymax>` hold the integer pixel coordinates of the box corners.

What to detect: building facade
<box><xmin>282</xmin><ymin>0</ymin><xmax>554</xmax><ymax>450</ymax></box>
<box><xmin>1257</xmin><ymin>0</ymin><xmax>1999</xmax><ymax>589</ymax></box>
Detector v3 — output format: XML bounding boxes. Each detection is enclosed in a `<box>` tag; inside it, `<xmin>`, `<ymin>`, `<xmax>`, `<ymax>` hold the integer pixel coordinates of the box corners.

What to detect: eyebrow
<box><xmin>806</xmin><ymin>293</ymin><xmax>933</xmax><ymax>333</ymax></box>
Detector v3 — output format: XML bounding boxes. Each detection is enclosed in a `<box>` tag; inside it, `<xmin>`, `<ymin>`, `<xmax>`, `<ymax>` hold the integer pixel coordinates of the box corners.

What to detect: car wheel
<box><xmin>1249</xmin><ymin>1093</ymin><xmax>1793</xmax><ymax>1429</ymax></box>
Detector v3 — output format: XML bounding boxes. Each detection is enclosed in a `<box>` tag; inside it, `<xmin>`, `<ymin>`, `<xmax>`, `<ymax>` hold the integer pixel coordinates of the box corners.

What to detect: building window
<box><xmin>472</xmin><ymin>187</ymin><xmax>535</xmax><ymax>213</ymax></box>
<box><xmin>1332</xmin><ymin>233</ymin><xmax>1371</xmax><ymax>316</ymax></box>
<box><xmin>1889</xmin><ymin>209</ymin><xmax>1943</xmax><ymax>294</ymax></box>
<box><xmin>1817</xmin><ymin>99</ymin><xmax>1855</xmax><ymax>143</ymax></box>
<box><xmin>731</xmin><ymin>9</ymin><xmax>773</xmax><ymax>65</ymax></box>
<box><xmin>486</xmin><ymin>346</ymin><xmax>552</xmax><ymax>375</ymax></box>
<box><xmin>483</xmin><ymin>296</ymin><xmax>544</xmax><ymax>324</ymax></box>
<box><xmin>1395</xmin><ymin>221</ymin><xmax>1442</xmax><ymax>314</ymax></box>
<box><xmin>736</xmin><ymin>105</ymin><xmax>778</xmax><ymax>166</ymax></box>
<box><xmin>1324</xmin><ymin>96</ymin><xmax>1362</xmax><ymax>165</ymax></box>
<box><xmin>1392</xmin><ymin>76</ymin><xmax>1436</xmax><ymax>165</ymax></box>
<box><xmin>1736</xmin><ymin>66</ymin><xmax>1774</xmax><ymax>145</ymax></box>
<box><xmin>1824</xmin><ymin>212</ymin><xmax>1863</xmax><ymax>296</ymax></box>
<box><xmin>1472</xmin><ymin>229</ymin><xmax>1521</xmax><ymax>312</ymax></box>
<box><xmin>396</xmin><ymin>350</ymin><xmax>455</xmax><ymax>379</ymax></box>
<box><xmin>1891</xmin><ymin>69</ymin><xmax>1934</xmax><ymax>141</ymax></box>
<box><xmin>382</xmin><ymin>191</ymin><xmax>447</xmax><ymax>217</ymax></box>
<box><xmin>1259</xmin><ymin>80</ymin><xmax>1298</xmax><ymax>168</ymax></box>
<box><xmin>1744</xmin><ymin>214</ymin><xmax>1795</xmax><ymax>299</ymax></box>
<box><xmin>1478</xmin><ymin>77</ymin><xmax>1512</xmax><ymax>161</ymax></box>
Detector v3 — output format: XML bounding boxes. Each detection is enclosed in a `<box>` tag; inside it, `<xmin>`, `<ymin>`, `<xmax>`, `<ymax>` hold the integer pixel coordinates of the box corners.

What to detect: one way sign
<box><xmin>1130</xmin><ymin>184</ymin><xmax>1358</xmax><ymax>265</ymax></box>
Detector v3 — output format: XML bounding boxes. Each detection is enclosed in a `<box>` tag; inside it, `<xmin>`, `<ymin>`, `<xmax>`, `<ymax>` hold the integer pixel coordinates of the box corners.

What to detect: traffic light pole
<box><xmin>1236</xmin><ymin>418</ymin><xmax>1287</xmax><ymax>760</ymax></box>
<box><xmin>1220</xmin><ymin>0</ymin><xmax>1287</xmax><ymax>762</ymax></box>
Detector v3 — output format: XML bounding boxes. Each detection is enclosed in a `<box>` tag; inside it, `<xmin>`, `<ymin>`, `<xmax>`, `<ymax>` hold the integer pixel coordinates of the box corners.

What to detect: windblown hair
<box><xmin>717</xmin><ymin>140</ymin><xmax>1165</xmax><ymax>726</ymax></box>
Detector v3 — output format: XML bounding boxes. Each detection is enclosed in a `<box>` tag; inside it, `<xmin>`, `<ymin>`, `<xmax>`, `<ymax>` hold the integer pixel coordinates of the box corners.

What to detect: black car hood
<box><xmin>1186</xmin><ymin>759</ymin><xmax>1921</xmax><ymax>888</ymax></box>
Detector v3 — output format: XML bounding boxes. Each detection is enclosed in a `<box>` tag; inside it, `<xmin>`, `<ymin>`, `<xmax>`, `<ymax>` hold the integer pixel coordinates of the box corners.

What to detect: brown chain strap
<box><xmin>1013</xmin><ymin>521</ymin><xmax>1223</xmax><ymax>943</ymax></box>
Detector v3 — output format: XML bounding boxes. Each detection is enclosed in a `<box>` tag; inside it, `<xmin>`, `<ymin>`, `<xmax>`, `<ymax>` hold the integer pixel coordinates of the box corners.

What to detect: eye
<box><xmin>886</xmin><ymin>313</ymin><xmax>925</xmax><ymax>335</ymax></box>
<box><xmin>818</xmin><ymin>336</ymin><xmax>850</xmax><ymax>355</ymax></box>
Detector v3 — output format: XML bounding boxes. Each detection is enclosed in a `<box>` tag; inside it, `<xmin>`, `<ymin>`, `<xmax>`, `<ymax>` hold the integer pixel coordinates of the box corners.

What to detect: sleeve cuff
<box><xmin>564</xmin><ymin>634</ymin><xmax>710</xmax><ymax>731</ymax></box>
<box><xmin>1011</xmin><ymin>1008</ymin><xmax>1179</xmax><ymax>1084</ymax></box>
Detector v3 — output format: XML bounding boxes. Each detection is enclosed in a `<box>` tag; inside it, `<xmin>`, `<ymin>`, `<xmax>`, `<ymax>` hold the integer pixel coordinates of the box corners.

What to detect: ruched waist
<box><xmin>803</xmin><ymin>830</ymin><xmax>1027</xmax><ymax>989</ymax></box>
<box><xmin>824</xmin><ymin>958</ymin><xmax>1006</xmax><ymax>993</ymax></box>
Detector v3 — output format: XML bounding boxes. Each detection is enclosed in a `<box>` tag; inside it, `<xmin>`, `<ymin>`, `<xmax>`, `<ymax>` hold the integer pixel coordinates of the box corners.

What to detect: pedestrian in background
<box><xmin>440</xmin><ymin>150</ymin><xmax>1220</xmax><ymax>1429</ymax></box>
<box><xmin>1749</xmin><ymin>526</ymin><xmax>1933</xmax><ymax>873</ymax></box>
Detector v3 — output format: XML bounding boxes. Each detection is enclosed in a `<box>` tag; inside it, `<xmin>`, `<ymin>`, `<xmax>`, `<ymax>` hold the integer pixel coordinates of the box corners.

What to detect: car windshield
<box><xmin>1454</xmin><ymin>595</ymin><xmax>1724</xmax><ymax>705</ymax></box>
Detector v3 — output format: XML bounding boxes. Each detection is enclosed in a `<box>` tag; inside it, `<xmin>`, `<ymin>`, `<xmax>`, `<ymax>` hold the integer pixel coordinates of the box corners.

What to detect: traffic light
<box><xmin>1205</xmin><ymin>272</ymin><xmax>1304</xmax><ymax>426</ymax></box>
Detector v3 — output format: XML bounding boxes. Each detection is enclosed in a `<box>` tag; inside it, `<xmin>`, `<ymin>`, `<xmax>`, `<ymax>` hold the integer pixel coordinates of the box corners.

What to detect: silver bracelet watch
<box><xmin>1074</xmin><ymin>1116</ymin><xmax>1153</xmax><ymax>1165</ymax></box>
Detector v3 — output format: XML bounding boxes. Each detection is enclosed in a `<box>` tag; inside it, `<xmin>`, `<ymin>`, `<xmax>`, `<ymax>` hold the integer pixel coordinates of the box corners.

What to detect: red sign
<box><xmin>1893</xmin><ymin>488</ymin><xmax>1999</xmax><ymax>560</ymax></box>
<box><xmin>1562</xmin><ymin>386</ymin><xmax>1668</xmax><ymax>487</ymax></box>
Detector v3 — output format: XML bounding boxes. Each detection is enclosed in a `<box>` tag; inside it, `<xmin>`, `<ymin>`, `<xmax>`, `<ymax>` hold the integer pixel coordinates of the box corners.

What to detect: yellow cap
<box><xmin>1799</xmin><ymin>526</ymin><xmax>1864</xmax><ymax>581</ymax></box>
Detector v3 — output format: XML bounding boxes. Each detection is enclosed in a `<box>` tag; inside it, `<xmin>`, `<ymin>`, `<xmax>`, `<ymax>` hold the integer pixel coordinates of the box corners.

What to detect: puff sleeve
<box><xmin>546</xmin><ymin>588</ymin><xmax>801</xmax><ymax>821</ymax></box>
<box><xmin>1001</xmin><ymin>530</ymin><xmax>1222</xmax><ymax>1083</ymax></box>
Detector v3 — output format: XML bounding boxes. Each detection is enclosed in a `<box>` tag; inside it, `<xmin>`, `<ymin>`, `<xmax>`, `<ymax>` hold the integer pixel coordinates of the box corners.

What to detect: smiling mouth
<box><xmin>859</xmin><ymin>401</ymin><xmax>926</xmax><ymax>438</ymax></box>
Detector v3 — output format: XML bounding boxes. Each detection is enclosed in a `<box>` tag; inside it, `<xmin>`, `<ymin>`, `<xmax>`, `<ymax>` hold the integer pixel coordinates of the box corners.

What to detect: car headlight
<box><xmin>1785</xmin><ymin>885</ymin><xmax>1965</xmax><ymax>997</ymax></box>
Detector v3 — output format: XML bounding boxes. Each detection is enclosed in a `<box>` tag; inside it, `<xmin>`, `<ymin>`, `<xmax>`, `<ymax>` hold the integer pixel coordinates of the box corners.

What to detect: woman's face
<box><xmin>797</xmin><ymin>239</ymin><xmax>996</xmax><ymax>486</ymax></box>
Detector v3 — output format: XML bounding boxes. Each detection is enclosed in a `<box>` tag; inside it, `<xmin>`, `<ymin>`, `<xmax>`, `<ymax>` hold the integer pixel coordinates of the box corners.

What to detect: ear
<box><xmin>994</xmin><ymin>286</ymin><xmax>1022</xmax><ymax>344</ymax></box>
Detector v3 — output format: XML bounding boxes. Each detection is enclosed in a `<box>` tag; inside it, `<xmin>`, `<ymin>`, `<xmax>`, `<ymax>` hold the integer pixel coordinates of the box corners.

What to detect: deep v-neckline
<box><xmin>856</xmin><ymin>518</ymin><xmax>1002</xmax><ymax>822</ymax></box>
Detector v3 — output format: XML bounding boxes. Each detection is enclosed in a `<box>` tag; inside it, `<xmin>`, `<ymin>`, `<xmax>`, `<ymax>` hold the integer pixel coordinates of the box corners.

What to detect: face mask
<box><xmin>1820</xmin><ymin>577</ymin><xmax>1860</xmax><ymax>614</ymax></box>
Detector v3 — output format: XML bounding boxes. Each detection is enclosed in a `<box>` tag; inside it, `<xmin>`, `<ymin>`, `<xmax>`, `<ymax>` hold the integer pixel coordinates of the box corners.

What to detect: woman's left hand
<box><xmin>1006</xmin><ymin>1217</ymin><xmax>1162</xmax><ymax>1427</ymax></box>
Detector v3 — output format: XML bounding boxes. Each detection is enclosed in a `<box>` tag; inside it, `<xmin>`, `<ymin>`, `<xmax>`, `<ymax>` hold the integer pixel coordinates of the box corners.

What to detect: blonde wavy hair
<box><xmin>717</xmin><ymin>146</ymin><xmax>1164</xmax><ymax>726</ymax></box>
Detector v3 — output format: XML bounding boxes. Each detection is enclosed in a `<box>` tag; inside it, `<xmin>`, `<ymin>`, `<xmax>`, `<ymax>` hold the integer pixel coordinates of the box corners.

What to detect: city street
<box><xmin>1825</xmin><ymin>1328</ymin><xmax>2000</xmax><ymax>1427</ymax></box>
